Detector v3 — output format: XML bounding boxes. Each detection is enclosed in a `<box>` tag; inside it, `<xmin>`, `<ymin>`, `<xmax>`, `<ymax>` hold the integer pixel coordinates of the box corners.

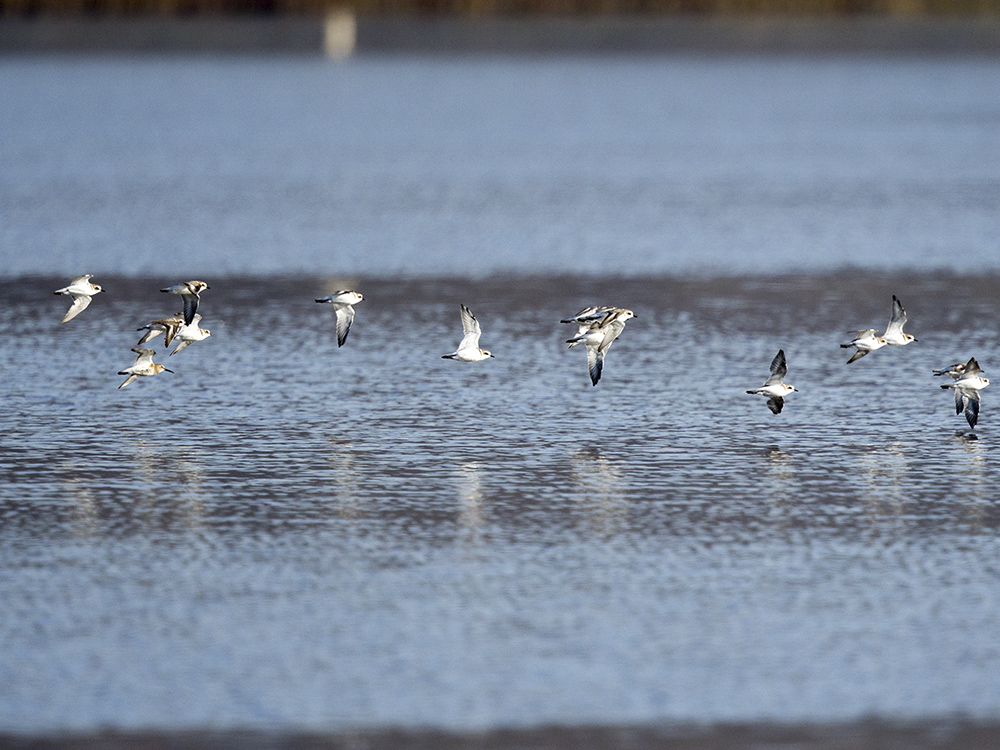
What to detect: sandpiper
<box><xmin>315</xmin><ymin>290</ymin><xmax>364</xmax><ymax>348</ymax></box>
<box><xmin>882</xmin><ymin>295</ymin><xmax>917</xmax><ymax>347</ymax></box>
<box><xmin>565</xmin><ymin>307</ymin><xmax>635</xmax><ymax>386</ymax></box>
<box><xmin>54</xmin><ymin>274</ymin><xmax>103</xmax><ymax>323</ymax></box>
<box><xmin>161</xmin><ymin>280</ymin><xmax>209</xmax><ymax>326</ymax></box>
<box><xmin>136</xmin><ymin>314</ymin><xmax>184</xmax><ymax>346</ymax></box>
<box><xmin>169</xmin><ymin>314</ymin><xmax>211</xmax><ymax>355</ymax></box>
<box><xmin>118</xmin><ymin>348</ymin><xmax>173</xmax><ymax>389</ymax></box>
<box><xmin>442</xmin><ymin>304</ymin><xmax>493</xmax><ymax>362</ymax></box>
<box><xmin>746</xmin><ymin>349</ymin><xmax>797</xmax><ymax>414</ymax></box>
<box><xmin>940</xmin><ymin>357</ymin><xmax>990</xmax><ymax>429</ymax></box>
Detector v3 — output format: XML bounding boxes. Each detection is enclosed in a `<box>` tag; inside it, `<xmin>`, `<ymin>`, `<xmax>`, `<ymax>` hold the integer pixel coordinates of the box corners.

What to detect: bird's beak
<box><xmin>164</xmin><ymin>368</ymin><xmax>174</xmax><ymax>374</ymax></box>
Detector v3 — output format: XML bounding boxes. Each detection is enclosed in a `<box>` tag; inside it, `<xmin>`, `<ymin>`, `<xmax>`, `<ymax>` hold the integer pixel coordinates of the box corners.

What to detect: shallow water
<box><xmin>2</xmin><ymin>273</ymin><xmax>1000</xmax><ymax>733</ymax></box>
<box><xmin>3</xmin><ymin>54</ymin><xmax>1000</xmax><ymax>736</ymax></box>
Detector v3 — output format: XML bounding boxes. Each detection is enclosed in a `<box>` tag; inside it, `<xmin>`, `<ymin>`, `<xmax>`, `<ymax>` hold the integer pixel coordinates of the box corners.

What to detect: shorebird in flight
<box><xmin>161</xmin><ymin>280</ymin><xmax>209</xmax><ymax>326</ymax></box>
<box><xmin>136</xmin><ymin>314</ymin><xmax>184</xmax><ymax>347</ymax></box>
<box><xmin>841</xmin><ymin>295</ymin><xmax>915</xmax><ymax>363</ymax></box>
<box><xmin>565</xmin><ymin>307</ymin><xmax>635</xmax><ymax>386</ymax></box>
<box><xmin>940</xmin><ymin>357</ymin><xmax>990</xmax><ymax>429</ymax></box>
<box><xmin>118</xmin><ymin>348</ymin><xmax>173</xmax><ymax>389</ymax></box>
<box><xmin>746</xmin><ymin>349</ymin><xmax>797</xmax><ymax>414</ymax></box>
<box><xmin>442</xmin><ymin>304</ymin><xmax>494</xmax><ymax>362</ymax></box>
<box><xmin>315</xmin><ymin>290</ymin><xmax>364</xmax><ymax>348</ymax></box>
<box><xmin>169</xmin><ymin>314</ymin><xmax>211</xmax><ymax>355</ymax></box>
<box><xmin>54</xmin><ymin>274</ymin><xmax>103</xmax><ymax>323</ymax></box>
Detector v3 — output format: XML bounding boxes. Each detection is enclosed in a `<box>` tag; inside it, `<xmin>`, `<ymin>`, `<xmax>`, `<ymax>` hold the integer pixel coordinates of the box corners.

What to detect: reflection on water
<box><xmin>856</xmin><ymin>442</ymin><xmax>911</xmax><ymax>525</ymax></box>
<box><xmin>455</xmin><ymin>461</ymin><xmax>485</xmax><ymax>544</ymax></box>
<box><xmin>570</xmin><ymin>447</ymin><xmax>628</xmax><ymax>540</ymax></box>
<box><xmin>327</xmin><ymin>439</ymin><xmax>363</xmax><ymax>521</ymax></box>
<box><xmin>2</xmin><ymin>273</ymin><xmax>1000</xmax><ymax>733</ymax></box>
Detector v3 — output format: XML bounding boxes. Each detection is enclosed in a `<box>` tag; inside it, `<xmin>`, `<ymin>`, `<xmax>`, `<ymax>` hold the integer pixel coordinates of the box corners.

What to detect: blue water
<box><xmin>2</xmin><ymin>56</ymin><xmax>999</xmax><ymax>277</ymax></box>
<box><xmin>2</xmin><ymin>55</ymin><xmax>1000</xmax><ymax>736</ymax></box>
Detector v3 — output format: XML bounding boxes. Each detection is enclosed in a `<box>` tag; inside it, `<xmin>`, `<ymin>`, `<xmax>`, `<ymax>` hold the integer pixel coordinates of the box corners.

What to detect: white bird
<box><xmin>882</xmin><ymin>294</ymin><xmax>917</xmax><ymax>346</ymax></box>
<box><xmin>160</xmin><ymin>280</ymin><xmax>209</xmax><ymax>326</ymax></box>
<box><xmin>841</xmin><ymin>295</ymin><xmax>916</xmax><ymax>363</ymax></box>
<box><xmin>169</xmin><ymin>314</ymin><xmax>211</xmax><ymax>355</ymax></box>
<box><xmin>841</xmin><ymin>329</ymin><xmax>886</xmax><ymax>364</ymax></box>
<box><xmin>746</xmin><ymin>349</ymin><xmax>797</xmax><ymax>414</ymax></box>
<box><xmin>565</xmin><ymin>308</ymin><xmax>635</xmax><ymax>386</ymax></box>
<box><xmin>118</xmin><ymin>348</ymin><xmax>173</xmax><ymax>389</ymax></box>
<box><xmin>54</xmin><ymin>274</ymin><xmax>103</xmax><ymax>323</ymax></box>
<box><xmin>560</xmin><ymin>306</ymin><xmax>617</xmax><ymax>324</ymax></box>
<box><xmin>315</xmin><ymin>290</ymin><xmax>364</xmax><ymax>348</ymax></box>
<box><xmin>940</xmin><ymin>357</ymin><xmax>990</xmax><ymax>428</ymax></box>
<box><xmin>442</xmin><ymin>304</ymin><xmax>494</xmax><ymax>362</ymax></box>
<box><xmin>933</xmin><ymin>362</ymin><xmax>968</xmax><ymax>379</ymax></box>
<box><xmin>136</xmin><ymin>314</ymin><xmax>184</xmax><ymax>346</ymax></box>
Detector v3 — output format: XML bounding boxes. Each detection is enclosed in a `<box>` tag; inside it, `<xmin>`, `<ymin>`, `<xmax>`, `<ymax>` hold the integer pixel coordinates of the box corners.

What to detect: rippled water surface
<box><xmin>2</xmin><ymin>54</ymin><xmax>1000</xmax><ymax>738</ymax></box>
<box><xmin>3</xmin><ymin>274</ymin><xmax>1000</xmax><ymax>733</ymax></box>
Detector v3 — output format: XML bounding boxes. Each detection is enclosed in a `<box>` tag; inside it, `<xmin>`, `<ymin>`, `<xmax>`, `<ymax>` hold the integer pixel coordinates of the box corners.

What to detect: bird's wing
<box><xmin>764</xmin><ymin>349</ymin><xmax>787</xmax><ymax>384</ymax></box>
<box><xmin>70</xmin><ymin>274</ymin><xmax>93</xmax><ymax>285</ymax></box>
<box><xmin>182</xmin><ymin>295</ymin><xmax>199</xmax><ymax>326</ymax></box>
<box><xmin>766</xmin><ymin>396</ymin><xmax>784</xmax><ymax>414</ymax></box>
<box><xmin>598</xmin><ymin>318</ymin><xmax>626</xmax><ymax>354</ymax></box>
<box><xmin>587</xmin><ymin>347</ymin><xmax>604</xmax><ymax>386</ymax></box>
<box><xmin>955</xmin><ymin>387</ymin><xmax>969</xmax><ymax>415</ymax></box>
<box><xmin>458</xmin><ymin>304</ymin><xmax>482</xmax><ymax>349</ymax></box>
<box><xmin>850</xmin><ymin>328</ymin><xmax>878</xmax><ymax>339</ymax></box>
<box><xmin>885</xmin><ymin>295</ymin><xmax>907</xmax><ymax>336</ymax></box>
<box><xmin>933</xmin><ymin>363</ymin><xmax>965</xmax><ymax>377</ymax></box>
<box><xmin>334</xmin><ymin>305</ymin><xmax>356</xmax><ymax>348</ymax></box>
<box><xmin>131</xmin><ymin>348</ymin><xmax>156</xmax><ymax>367</ymax></box>
<box><xmin>964</xmin><ymin>358</ymin><xmax>982</xmax><ymax>377</ymax></box>
<box><xmin>560</xmin><ymin>306</ymin><xmax>597</xmax><ymax>323</ymax></box>
<box><xmin>964</xmin><ymin>389</ymin><xmax>981</xmax><ymax>428</ymax></box>
<box><xmin>153</xmin><ymin>318</ymin><xmax>182</xmax><ymax>345</ymax></box>
<box><xmin>136</xmin><ymin>327</ymin><xmax>162</xmax><ymax>345</ymax></box>
<box><xmin>61</xmin><ymin>294</ymin><xmax>92</xmax><ymax>323</ymax></box>
<box><xmin>170</xmin><ymin>340</ymin><xmax>191</xmax><ymax>356</ymax></box>
<box><xmin>118</xmin><ymin>374</ymin><xmax>139</xmax><ymax>389</ymax></box>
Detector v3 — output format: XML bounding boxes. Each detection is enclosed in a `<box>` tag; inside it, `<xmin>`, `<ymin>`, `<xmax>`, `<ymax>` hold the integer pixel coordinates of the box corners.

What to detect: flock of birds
<box><xmin>54</xmin><ymin>275</ymin><xmax>990</xmax><ymax>429</ymax></box>
<box><xmin>55</xmin><ymin>275</ymin><xmax>211</xmax><ymax>389</ymax></box>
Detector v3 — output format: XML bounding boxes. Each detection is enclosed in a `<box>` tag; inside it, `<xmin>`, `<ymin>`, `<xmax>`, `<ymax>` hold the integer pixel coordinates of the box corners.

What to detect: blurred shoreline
<box><xmin>4</xmin><ymin>13</ymin><xmax>1000</xmax><ymax>54</ymax></box>
<box><xmin>7</xmin><ymin>721</ymin><xmax>1000</xmax><ymax>749</ymax></box>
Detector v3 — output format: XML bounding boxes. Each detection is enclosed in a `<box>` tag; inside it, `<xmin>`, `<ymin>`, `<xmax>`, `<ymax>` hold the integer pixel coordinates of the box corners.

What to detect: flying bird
<box><xmin>315</xmin><ymin>290</ymin><xmax>364</xmax><ymax>348</ymax></box>
<box><xmin>940</xmin><ymin>357</ymin><xmax>990</xmax><ymax>429</ymax></box>
<box><xmin>841</xmin><ymin>328</ymin><xmax>886</xmax><ymax>364</ymax></box>
<box><xmin>565</xmin><ymin>307</ymin><xmax>635</xmax><ymax>386</ymax></box>
<box><xmin>169</xmin><ymin>314</ymin><xmax>211</xmax><ymax>355</ymax></box>
<box><xmin>746</xmin><ymin>349</ymin><xmax>797</xmax><ymax>414</ymax></box>
<box><xmin>442</xmin><ymin>304</ymin><xmax>494</xmax><ymax>362</ymax></box>
<box><xmin>933</xmin><ymin>362</ymin><xmax>968</xmax><ymax>380</ymax></box>
<box><xmin>882</xmin><ymin>295</ymin><xmax>917</xmax><ymax>347</ymax></box>
<box><xmin>560</xmin><ymin>306</ymin><xmax>617</xmax><ymax>325</ymax></box>
<box><xmin>841</xmin><ymin>295</ymin><xmax>915</xmax><ymax>363</ymax></box>
<box><xmin>160</xmin><ymin>280</ymin><xmax>209</xmax><ymax>326</ymax></box>
<box><xmin>118</xmin><ymin>348</ymin><xmax>173</xmax><ymax>389</ymax></box>
<box><xmin>54</xmin><ymin>274</ymin><xmax>103</xmax><ymax>323</ymax></box>
<box><xmin>136</xmin><ymin>314</ymin><xmax>184</xmax><ymax>346</ymax></box>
